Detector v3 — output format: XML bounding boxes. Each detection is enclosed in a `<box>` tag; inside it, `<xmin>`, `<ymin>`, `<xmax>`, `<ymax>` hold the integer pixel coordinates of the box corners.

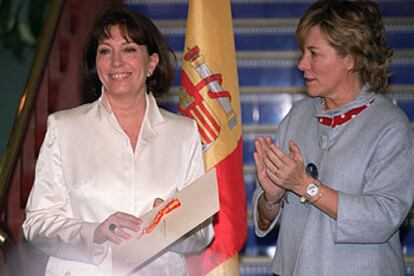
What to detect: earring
<box><xmin>147</xmin><ymin>71</ymin><xmax>152</xmax><ymax>77</ymax></box>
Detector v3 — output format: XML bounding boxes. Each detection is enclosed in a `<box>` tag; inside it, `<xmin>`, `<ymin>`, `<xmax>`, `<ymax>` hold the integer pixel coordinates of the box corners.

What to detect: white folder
<box><xmin>111</xmin><ymin>169</ymin><xmax>219</xmax><ymax>275</ymax></box>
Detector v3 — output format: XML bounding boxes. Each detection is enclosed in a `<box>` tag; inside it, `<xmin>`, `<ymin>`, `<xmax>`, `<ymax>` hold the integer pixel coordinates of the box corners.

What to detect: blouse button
<box><xmin>305</xmin><ymin>163</ymin><xmax>319</xmax><ymax>179</ymax></box>
<box><xmin>319</xmin><ymin>135</ymin><xmax>328</xmax><ymax>149</ymax></box>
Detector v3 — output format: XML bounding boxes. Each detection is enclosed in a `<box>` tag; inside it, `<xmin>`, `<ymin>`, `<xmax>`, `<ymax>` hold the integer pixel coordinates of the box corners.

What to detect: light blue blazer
<box><xmin>253</xmin><ymin>90</ymin><xmax>414</xmax><ymax>276</ymax></box>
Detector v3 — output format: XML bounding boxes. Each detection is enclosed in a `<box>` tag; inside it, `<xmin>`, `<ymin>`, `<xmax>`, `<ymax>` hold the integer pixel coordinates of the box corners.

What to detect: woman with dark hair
<box><xmin>83</xmin><ymin>5</ymin><xmax>176</xmax><ymax>99</ymax></box>
<box><xmin>23</xmin><ymin>5</ymin><xmax>213</xmax><ymax>276</ymax></box>
<box><xmin>252</xmin><ymin>0</ymin><xmax>414</xmax><ymax>275</ymax></box>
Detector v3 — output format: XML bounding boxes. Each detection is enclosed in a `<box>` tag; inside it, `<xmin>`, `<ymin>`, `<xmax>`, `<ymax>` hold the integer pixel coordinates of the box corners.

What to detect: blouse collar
<box><xmin>98</xmin><ymin>88</ymin><xmax>164</xmax><ymax>129</ymax></box>
<box><xmin>313</xmin><ymin>86</ymin><xmax>376</xmax><ymax>118</ymax></box>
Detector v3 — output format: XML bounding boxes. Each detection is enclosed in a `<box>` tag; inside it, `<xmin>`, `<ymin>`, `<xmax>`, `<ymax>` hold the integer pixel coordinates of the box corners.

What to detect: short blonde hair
<box><xmin>296</xmin><ymin>0</ymin><xmax>393</xmax><ymax>93</ymax></box>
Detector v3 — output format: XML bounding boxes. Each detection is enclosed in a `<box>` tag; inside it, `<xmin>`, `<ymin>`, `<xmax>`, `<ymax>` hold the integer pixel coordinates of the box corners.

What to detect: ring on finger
<box><xmin>109</xmin><ymin>223</ymin><xmax>117</xmax><ymax>232</ymax></box>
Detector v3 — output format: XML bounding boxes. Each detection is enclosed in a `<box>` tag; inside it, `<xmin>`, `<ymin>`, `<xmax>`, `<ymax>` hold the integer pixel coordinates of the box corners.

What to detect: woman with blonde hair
<box><xmin>253</xmin><ymin>0</ymin><xmax>414</xmax><ymax>275</ymax></box>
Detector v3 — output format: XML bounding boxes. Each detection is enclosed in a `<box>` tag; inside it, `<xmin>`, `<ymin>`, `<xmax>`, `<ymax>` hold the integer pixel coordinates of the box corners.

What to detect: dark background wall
<box><xmin>0</xmin><ymin>0</ymin><xmax>49</xmax><ymax>158</ymax></box>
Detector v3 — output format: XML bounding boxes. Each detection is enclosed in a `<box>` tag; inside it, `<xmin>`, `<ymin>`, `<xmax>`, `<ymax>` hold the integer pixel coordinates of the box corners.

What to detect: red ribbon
<box><xmin>143</xmin><ymin>198</ymin><xmax>181</xmax><ymax>235</ymax></box>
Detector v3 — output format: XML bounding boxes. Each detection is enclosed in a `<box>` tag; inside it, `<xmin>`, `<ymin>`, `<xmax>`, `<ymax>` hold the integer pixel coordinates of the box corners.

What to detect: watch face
<box><xmin>306</xmin><ymin>183</ymin><xmax>319</xmax><ymax>197</ymax></box>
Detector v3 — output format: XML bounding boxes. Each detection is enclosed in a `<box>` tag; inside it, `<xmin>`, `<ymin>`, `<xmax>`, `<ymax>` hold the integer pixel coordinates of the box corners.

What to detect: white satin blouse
<box><xmin>22</xmin><ymin>92</ymin><xmax>214</xmax><ymax>276</ymax></box>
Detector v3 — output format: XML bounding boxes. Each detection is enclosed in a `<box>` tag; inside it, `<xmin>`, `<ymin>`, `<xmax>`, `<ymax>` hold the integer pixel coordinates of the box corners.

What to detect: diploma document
<box><xmin>111</xmin><ymin>169</ymin><xmax>219</xmax><ymax>275</ymax></box>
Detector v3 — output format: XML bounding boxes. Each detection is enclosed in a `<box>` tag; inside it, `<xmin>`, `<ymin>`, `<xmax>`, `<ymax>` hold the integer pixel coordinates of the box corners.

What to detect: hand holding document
<box><xmin>111</xmin><ymin>169</ymin><xmax>219</xmax><ymax>275</ymax></box>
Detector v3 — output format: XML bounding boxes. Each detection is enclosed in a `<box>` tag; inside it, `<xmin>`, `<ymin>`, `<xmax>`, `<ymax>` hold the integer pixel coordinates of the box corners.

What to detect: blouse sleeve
<box><xmin>22</xmin><ymin>115</ymin><xmax>108</xmax><ymax>264</ymax></box>
<box><xmin>170</xmin><ymin>120</ymin><xmax>214</xmax><ymax>254</ymax></box>
<box><xmin>252</xmin><ymin>186</ymin><xmax>283</xmax><ymax>237</ymax></box>
<box><xmin>332</xmin><ymin>123</ymin><xmax>414</xmax><ymax>243</ymax></box>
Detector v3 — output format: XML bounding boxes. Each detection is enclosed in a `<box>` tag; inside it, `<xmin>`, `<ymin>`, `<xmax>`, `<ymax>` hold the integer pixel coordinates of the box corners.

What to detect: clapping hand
<box><xmin>263</xmin><ymin>140</ymin><xmax>307</xmax><ymax>195</ymax></box>
<box><xmin>254</xmin><ymin>136</ymin><xmax>286</xmax><ymax>201</ymax></box>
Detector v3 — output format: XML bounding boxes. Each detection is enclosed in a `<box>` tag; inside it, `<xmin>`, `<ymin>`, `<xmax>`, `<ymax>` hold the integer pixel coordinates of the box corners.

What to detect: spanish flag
<box><xmin>178</xmin><ymin>0</ymin><xmax>247</xmax><ymax>275</ymax></box>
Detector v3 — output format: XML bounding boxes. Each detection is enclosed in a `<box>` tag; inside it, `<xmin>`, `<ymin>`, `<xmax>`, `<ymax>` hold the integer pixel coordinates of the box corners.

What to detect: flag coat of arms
<box><xmin>178</xmin><ymin>0</ymin><xmax>248</xmax><ymax>275</ymax></box>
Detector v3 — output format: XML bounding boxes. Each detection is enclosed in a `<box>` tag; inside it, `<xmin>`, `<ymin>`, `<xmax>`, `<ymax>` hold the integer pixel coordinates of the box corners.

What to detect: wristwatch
<box><xmin>300</xmin><ymin>181</ymin><xmax>322</xmax><ymax>204</ymax></box>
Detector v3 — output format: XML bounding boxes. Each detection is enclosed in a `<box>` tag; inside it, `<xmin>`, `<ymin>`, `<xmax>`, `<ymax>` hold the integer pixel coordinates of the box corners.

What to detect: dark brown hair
<box><xmin>296</xmin><ymin>0</ymin><xmax>393</xmax><ymax>93</ymax></box>
<box><xmin>83</xmin><ymin>5</ymin><xmax>176</xmax><ymax>100</ymax></box>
